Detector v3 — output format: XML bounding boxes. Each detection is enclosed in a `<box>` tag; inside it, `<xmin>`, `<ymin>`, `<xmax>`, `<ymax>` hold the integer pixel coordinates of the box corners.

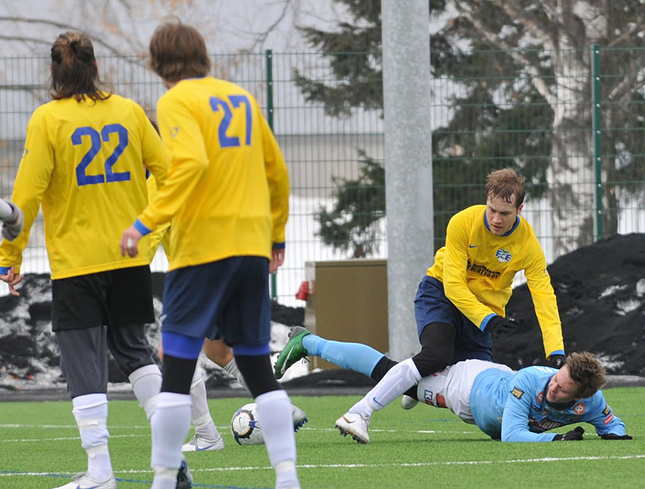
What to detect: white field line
<box><xmin>3</xmin><ymin>454</ymin><xmax>645</xmax><ymax>479</ymax></box>
<box><xmin>0</xmin><ymin>427</ymin><xmax>477</xmax><ymax>444</ymax></box>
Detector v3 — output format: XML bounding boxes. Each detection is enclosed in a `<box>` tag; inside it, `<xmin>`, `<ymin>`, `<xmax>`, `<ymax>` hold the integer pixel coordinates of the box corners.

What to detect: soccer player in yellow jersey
<box><xmin>281</xmin><ymin>169</ymin><xmax>564</xmax><ymax>444</ymax></box>
<box><xmin>121</xmin><ymin>21</ymin><xmax>300</xmax><ymax>489</ymax></box>
<box><xmin>0</xmin><ymin>32</ymin><xmax>174</xmax><ymax>489</ymax></box>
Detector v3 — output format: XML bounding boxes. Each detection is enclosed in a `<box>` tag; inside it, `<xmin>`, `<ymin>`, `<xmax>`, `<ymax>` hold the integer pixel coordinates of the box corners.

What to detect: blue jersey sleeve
<box><xmin>579</xmin><ymin>392</ymin><xmax>627</xmax><ymax>437</ymax></box>
<box><xmin>501</xmin><ymin>369</ymin><xmax>558</xmax><ymax>442</ymax></box>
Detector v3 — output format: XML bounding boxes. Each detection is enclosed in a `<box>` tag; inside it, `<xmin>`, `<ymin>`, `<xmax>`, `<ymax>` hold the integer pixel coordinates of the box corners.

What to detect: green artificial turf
<box><xmin>0</xmin><ymin>388</ymin><xmax>642</xmax><ymax>489</ymax></box>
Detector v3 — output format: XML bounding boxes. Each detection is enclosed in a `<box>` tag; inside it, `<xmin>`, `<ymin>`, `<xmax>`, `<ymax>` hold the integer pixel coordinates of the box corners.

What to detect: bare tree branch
<box><xmin>486</xmin><ymin>0</ymin><xmax>556</xmax><ymax>52</ymax></box>
<box><xmin>453</xmin><ymin>1</ymin><xmax>558</xmax><ymax>107</ymax></box>
<box><xmin>0</xmin><ymin>16</ymin><xmax>130</xmax><ymax>58</ymax></box>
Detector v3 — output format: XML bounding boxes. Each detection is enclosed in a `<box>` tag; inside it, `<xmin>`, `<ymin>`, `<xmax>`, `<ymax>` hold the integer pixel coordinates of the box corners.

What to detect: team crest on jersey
<box><xmin>423</xmin><ymin>390</ymin><xmax>433</xmax><ymax>405</ymax></box>
<box><xmin>495</xmin><ymin>248</ymin><xmax>512</xmax><ymax>263</ymax></box>
<box><xmin>602</xmin><ymin>405</ymin><xmax>611</xmax><ymax>416</ymax></box>
<box><xmin>573</xmin><ymin>402</ymin><xmax>586</xmax><ymax>415</ymax></box>
<box><xmin>537</xmin><ymin>392</ymin><xmax>544</xmax><ymax>403</ymax></box>
<box><xmin>512</xmin><ymin>387</ymin><xmax>524</xmax><ymax>399</ymax></box>
<box><xmin>436</xmin><ymin>393</ymin><xmax>446</xmax><ymax>408</ymax></box>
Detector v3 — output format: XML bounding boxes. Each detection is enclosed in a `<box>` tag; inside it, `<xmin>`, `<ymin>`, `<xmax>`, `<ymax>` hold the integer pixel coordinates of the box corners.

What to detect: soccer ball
<box><xmin>231</xmin><ymin>403</ymin><xmax>263</xmax><ymax>445</ymax></box>
<box><xmin>231</xmin><ymin>402</ymin><xmax>309</xmax><ymax>446</ymax></box>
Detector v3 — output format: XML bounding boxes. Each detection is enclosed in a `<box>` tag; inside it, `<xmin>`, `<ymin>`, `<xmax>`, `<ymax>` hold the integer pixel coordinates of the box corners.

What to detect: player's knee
<box><xmin>202</xmin><ymin>338</ymin><xmax>234</xmax><ymax>367</ymax></box>
<box><xmin>412</xmin><ymin>346</ymin><xmax>452</xmax><ymax>377</ymax></box>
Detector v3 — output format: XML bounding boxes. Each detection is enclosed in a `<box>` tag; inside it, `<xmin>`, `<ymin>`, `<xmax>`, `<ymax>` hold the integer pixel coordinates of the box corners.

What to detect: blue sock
<box><xmin>302</xmin><ymin>335</ymin><xmax>384</xmax><ymax>377</ymax></box>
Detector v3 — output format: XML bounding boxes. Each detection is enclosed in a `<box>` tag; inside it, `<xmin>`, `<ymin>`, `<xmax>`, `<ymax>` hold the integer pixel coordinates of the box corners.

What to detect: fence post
<box><xmin>265</xmin><ymin>49</ymin><xmax>278</xmax><ymax>300</ymax></box>
<box><xmin>590</xmin><ymin>44</ymin><xmax>603</xmax><ymax>241</ymax></box>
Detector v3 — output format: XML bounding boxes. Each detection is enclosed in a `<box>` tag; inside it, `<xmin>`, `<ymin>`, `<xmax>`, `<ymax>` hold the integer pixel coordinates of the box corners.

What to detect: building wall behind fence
<box><xmin>1</xmin><ymin>49</ymin><xmax>644</xmax><ymax>305</ymax></box>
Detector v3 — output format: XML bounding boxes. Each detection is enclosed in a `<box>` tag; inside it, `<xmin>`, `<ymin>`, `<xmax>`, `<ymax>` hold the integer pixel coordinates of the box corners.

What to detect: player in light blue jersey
<box><xmin>275</xmin><ymin>328</ymin><xmax>631</xmax><ymax>443</ymax></box>
<box><xmin>421</xmin><ymin>353</ymin><xmax>629</xmax><ymax>442</ymax></box>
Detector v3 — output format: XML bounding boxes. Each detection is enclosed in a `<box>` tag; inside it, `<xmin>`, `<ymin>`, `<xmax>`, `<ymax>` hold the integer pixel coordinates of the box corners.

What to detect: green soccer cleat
<box><xmin>274</xmin><ymin>326</ymin><xmax>311</xmax><ymax>379</ymax></box>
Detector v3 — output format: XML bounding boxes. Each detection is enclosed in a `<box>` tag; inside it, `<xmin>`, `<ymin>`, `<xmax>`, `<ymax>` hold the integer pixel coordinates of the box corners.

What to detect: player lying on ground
<box><xmin>275</xmin><ymin>328</ymin><xmax>631</xmax><ymax>443</ymax></box>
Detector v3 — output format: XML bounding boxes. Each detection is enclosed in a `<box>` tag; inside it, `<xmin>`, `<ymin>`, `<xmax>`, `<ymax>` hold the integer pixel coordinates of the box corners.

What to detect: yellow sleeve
<box><xmin>138</xmin><ymin>94</ymin><xmax>208</xmax><ymax>231</ymax></box>
<box><xmin>0</xmin><ymin>110</ymin><xmax>53</xmax><ymax>272</ymax></box>
<box><xmin>442</xmin><ymin>212</ymin><xmax>495</xmax><ymax>326</ymax></box>
<box><xmin>259</xmin><ymin>110</ymin><xmax>289</xmax><ymax>245</ymax></box>
<box><xmin>145</xmin><ymin>176</ymin><xmax>171</xmax><ymax>262</ymax></box>
<box><xmin>524</xmin><ymin>239</ymin><xmax>565</xmax><ymax>358</ymax></box>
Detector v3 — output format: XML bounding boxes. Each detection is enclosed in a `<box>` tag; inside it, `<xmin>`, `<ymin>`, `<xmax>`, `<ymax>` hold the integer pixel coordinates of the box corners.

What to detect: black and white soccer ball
<box><xmin>231</xmin><ymin>403</ymin><xmax>263</xmax><ymax>445</ymax></box>
<box><xmin>230</xmin><ymin>402</ymin><xmax>309</xmax><ymax>446</ymax></box>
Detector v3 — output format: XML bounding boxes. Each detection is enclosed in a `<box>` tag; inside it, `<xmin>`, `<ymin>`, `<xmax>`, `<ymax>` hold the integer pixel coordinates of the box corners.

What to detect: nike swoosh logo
<box><xmin>372</xmin><ymin>397</ymin><xmax>385</xmax><ymax>408</ymax></box>
<box><xmin>280</xmin><ymin>345</ymin><xmax>295</xmax><ymax>376</ymax></box>
<box><xmin>196</xmin><ymin>444</ymin><xmax>216</xmax><ymax>451</ymax></box>
<box><xmin>77</xmin><ymin>485</ymin><xmax>101</xmax><ymax>489</ymax></box>
<box><xmin>468</xmin><ymin>244</ymin><xmax>480</xmax><ymax>248</ymax></box>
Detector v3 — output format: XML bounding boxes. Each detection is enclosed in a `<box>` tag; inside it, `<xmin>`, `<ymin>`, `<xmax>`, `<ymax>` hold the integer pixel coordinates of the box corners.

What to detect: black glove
<box><xmin>553</xmin><ymin>426</ymin><xmax>585</xmax><ymax>441</ymax></box>
<box><xmin>1</xmin><ymin>202</ymin><xmax>23</xmax><ymax>241</ymax></box>
<box><xmin>485</xmin><ymin>315</ymin><xmax>518</xmax><ymax>339</ymax></box>
<box><xmin>600</xmin><ymin>433</ymin><xmax>633</xmax><ymax>440</ymax></box>
<box><xmin>549</xmin><ymin>354</ymin><xmax>566</xmax><ymax>369</ymax></box>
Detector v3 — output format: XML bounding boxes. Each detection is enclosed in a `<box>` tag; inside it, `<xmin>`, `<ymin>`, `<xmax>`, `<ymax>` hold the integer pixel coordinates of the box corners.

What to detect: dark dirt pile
<box><xmin>496</xmin><ymin>233</ymin><xmax>645</xmax><ymax>375</ymax></box>
<box><xmin>1</xmin><ymin>233</ymin><xmax>643</xmax><ymax>393</ymax></box>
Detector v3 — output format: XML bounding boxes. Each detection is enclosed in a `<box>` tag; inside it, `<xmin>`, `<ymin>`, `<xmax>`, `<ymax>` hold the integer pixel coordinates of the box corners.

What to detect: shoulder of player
<box><xmin>514</xmin><ymin>365</ymin><xmax>555</xmax><ymax>385</ymax></box>
<box><xmin>448</xmin><ymin>204</ymin><xmax>485</xmax><ymax>227</ymax></box>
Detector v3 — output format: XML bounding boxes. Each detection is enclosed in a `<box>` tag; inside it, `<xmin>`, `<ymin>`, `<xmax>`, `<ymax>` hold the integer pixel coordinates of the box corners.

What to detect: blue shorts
<box><xmin>414</xmin><ymin>275</ymin><xmax>492</xmax><ymax>364</ymax></box>
<box><xmin>161</xmin><ymin>256</ymin><xmax>271</xmax><ymax>357</ymax></box>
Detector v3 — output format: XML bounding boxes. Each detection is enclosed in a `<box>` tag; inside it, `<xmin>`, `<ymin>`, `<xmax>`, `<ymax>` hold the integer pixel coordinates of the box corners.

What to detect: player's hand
<box><xmin>0</xmin><ymin>266</ymin><xmax>24</xmax><ymax>297</ymax></box>
<box><xmin>485</xmin><ymin>315</ymin><xmax>518</xmax><ymax>338</ymax></box>
<box><xmin>1</xmin><ymin>202</ymin><xmax>23</xmax><ymax>241</ymax></box>
<box><xmin>549</xmin><ymin>354</ymin><xmax>566</xmax><ymax>369</ymax></box>
<box><xmin>600</xmin><ymin>433</ymin><xmax>633</xmax><ymax>440</ymax></box>
<box><xmin>553</xmin><ymin>426</ymin><xmax>585</xmax><ymax>441</ymax></box>
<box><xmin>120</xmin><ymin>226</ymin><xmax>143</xmax><ymax>258</ymax></box>
<box><xmin>270</xmin><ymin>247</ymin><xmax>285</xmax><ymax>274</ymax></box>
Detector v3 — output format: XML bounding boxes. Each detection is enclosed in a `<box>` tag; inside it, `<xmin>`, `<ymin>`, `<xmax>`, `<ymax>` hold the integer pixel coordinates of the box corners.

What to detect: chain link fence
<box><xmin>1</xmin><ymin>47</ymin><xmax>644</xmax><ymax>305</ymax></box>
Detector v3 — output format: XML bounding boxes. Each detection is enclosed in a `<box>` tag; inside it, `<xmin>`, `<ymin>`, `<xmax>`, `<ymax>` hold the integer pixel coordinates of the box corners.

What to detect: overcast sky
<box><xmin>0</xmin><ymin>0</ymin><xmax>348</xmax><ymax>55</ymax></box>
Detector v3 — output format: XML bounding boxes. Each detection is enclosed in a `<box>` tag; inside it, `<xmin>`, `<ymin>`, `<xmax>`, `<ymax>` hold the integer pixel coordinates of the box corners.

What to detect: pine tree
<box><xmin>297</xmin><ymin>0</ymin><xmax>645</xmax><ymax>257</ymax></box>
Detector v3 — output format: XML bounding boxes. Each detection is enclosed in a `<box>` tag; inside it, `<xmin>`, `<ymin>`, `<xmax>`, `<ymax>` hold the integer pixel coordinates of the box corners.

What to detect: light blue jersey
<box><xmin>470</xmin><ymin>366</ymin><xmax>627</xmax><ymax>442</ymax></box>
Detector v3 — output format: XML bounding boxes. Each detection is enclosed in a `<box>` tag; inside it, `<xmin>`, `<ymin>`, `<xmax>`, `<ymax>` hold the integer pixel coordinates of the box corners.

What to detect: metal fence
<box><xmin>1</xmin><ymin>47</ymin><xmax>644</xmax><ymax>305</ymax></box>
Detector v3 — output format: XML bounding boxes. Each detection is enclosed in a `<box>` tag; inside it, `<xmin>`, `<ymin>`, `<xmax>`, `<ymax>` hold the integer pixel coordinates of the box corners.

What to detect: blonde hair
<box><xmin>49</xmin><ymin>31</ymin><xmax>111</xmax><ymax>102</ymax></box>
<box><xmin>485</xmin><ymin>168</ymin><xmax>526</xmax><ymax>209</ymax></box>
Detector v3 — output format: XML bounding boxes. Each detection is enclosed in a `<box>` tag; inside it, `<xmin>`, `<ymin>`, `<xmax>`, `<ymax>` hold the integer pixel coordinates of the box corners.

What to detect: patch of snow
<box><xmin>595</xmin><ymin>353</ymin><xmax>625</xmax><ymax>372</ymax></box>
<box><xmin>636</xmin><ymin>279</ymin><xmax>645</xmax><ymax>297</ymax></box>
<box><xmin>599</xmin><ymin>284</ymin><xmax>628</xmax><ymax>298</ymax></box>
<box><xmin>615</xmin><ymin>299</ymin><xmax>641</xmax><ymax>315</ymax></box>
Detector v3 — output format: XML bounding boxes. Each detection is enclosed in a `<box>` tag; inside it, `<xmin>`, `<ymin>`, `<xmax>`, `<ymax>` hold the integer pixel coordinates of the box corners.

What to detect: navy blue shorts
<box><xmin>414</xmin><ymin>275</ymin><xmax>492</xmax><ymax>364</ymax></box>
<box><xmin>161</xmin><ymin>256</ymin><xmax>271</xmax><ymax>355</ymax></box>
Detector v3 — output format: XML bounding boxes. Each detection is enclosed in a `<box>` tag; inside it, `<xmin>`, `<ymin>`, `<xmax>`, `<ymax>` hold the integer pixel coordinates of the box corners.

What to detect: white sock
<box><xmin>150</xmin><ymin>468</ymin><xmax>177</xmax><ymax>489</ymax></box>
<box><xmin>129</xmin><ymin>364</ymin><xmax>162</xmax><ymax>421</ymax></box>
<box><xmin>350</xmin><ymin>358</ymin><xmax>422</xmax><ymax>416</ymax></box>
<box><xmin>189</xmin><ymin>367</ymin><xmax>217</xmax><ymax>433</ymax></box>
<box><xmin>150</xmin><ymin>392</ymin><xmax>192</xmax><ymax>473</ymax></box>
<box><xmin>275</xmin><ymin>460</ymin><xmax>301</xmax><ymax>489</ymax></box>
<box><xmin>223</xmin><ymin>358</ymin><xmax>249</xmax><ymax>390</ymax></box>
<box><xmin>254</xmin><ymin>390</ymin><xmax>299</xmax><ymax>488</ymax></box>
<box><xmin>72</xmin><ymin>393</ymin><xmax>113</xmax><ymax>482</ymax></box>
